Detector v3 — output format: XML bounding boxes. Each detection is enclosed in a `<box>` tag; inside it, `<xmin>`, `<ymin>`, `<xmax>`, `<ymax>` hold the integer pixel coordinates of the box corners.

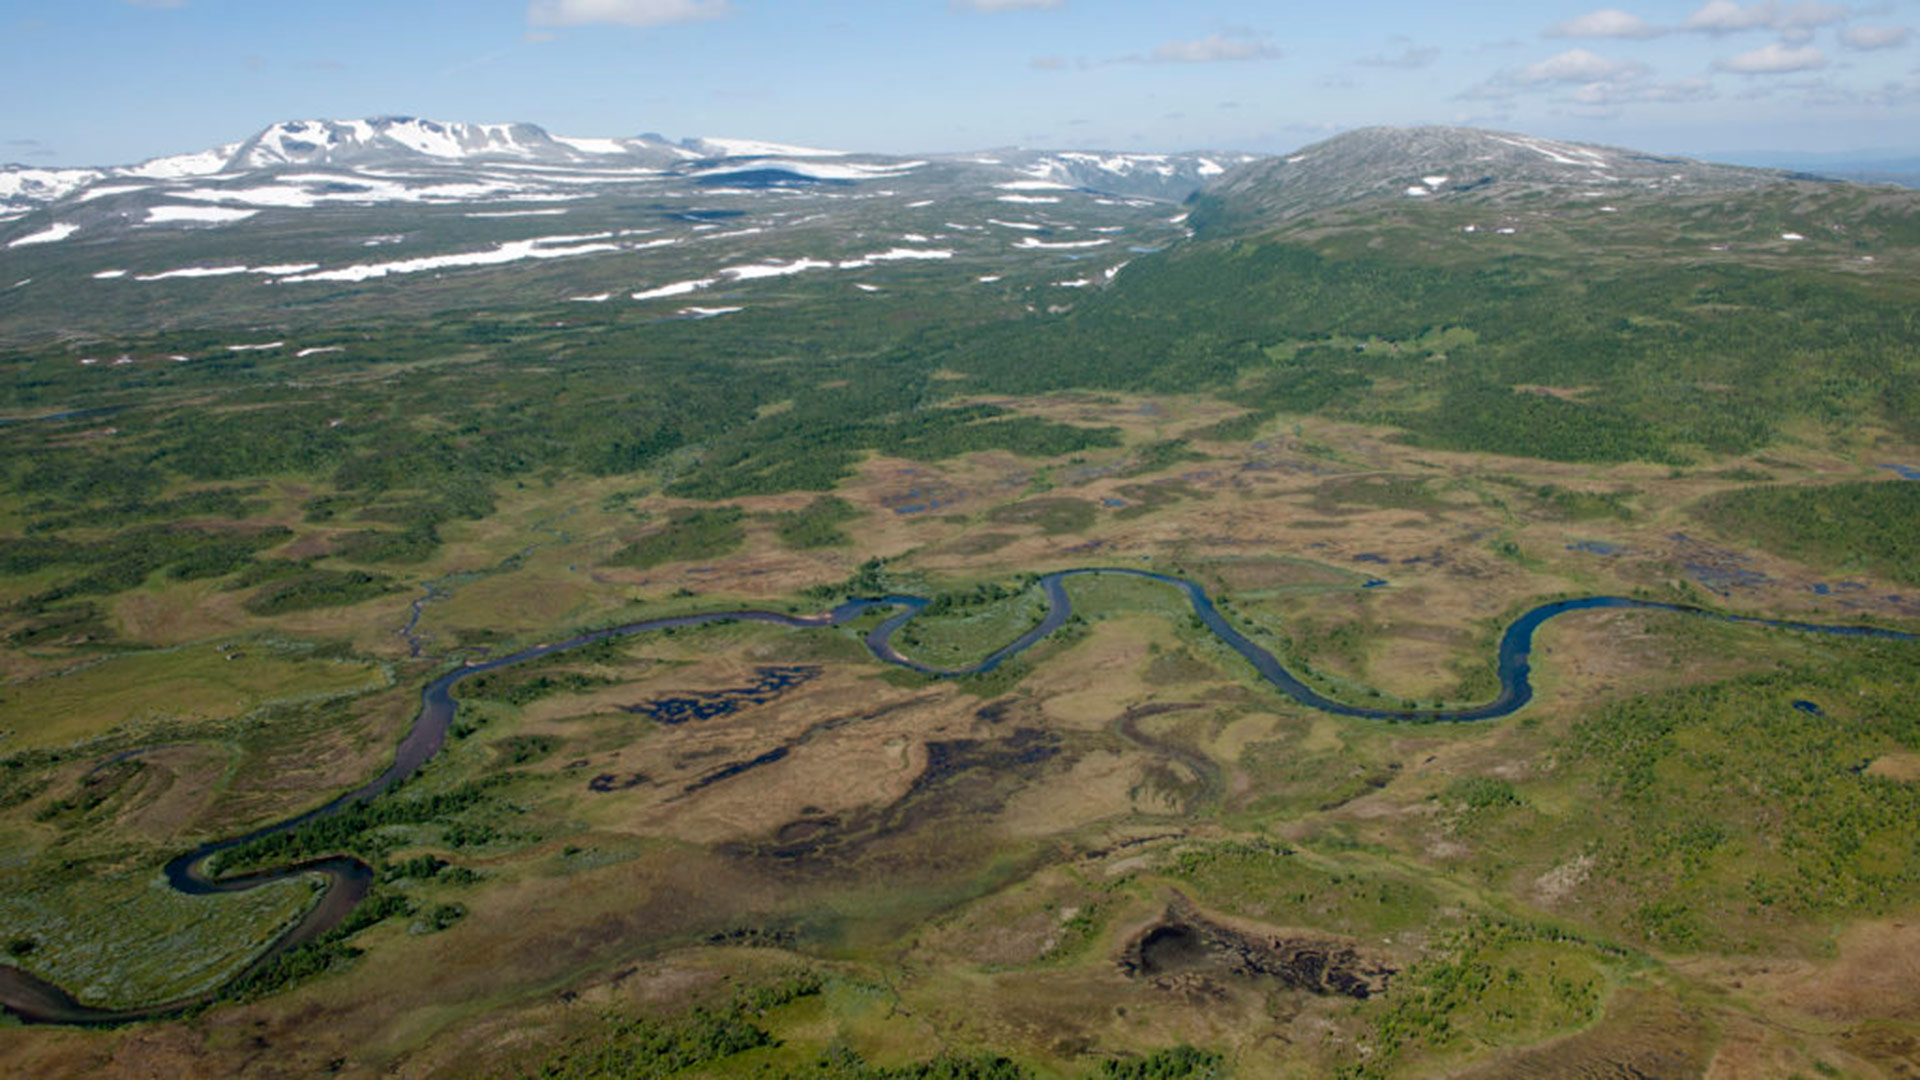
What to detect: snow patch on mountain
<box><xmin>1486</xmin><ymin>134</ymin><xmax>1611</xmax><ymax>170</ymax></box>
<box><xmin>696</xmin><ymin>158</ymin><xmax>925</xmax><ymax>181</ymax></box>
<box><xmin>78</xmin><ymin>185</ymin><xmax>153</xmax><ymax>202</ymax></box>
<box><xmin>694</xmin><ymin>137</ymin><xmax>847</xmax><ymax>159</ymax></box>
<box><xmin>719</xmin><ymin>258</ymin><xmax>834</xmax><ymax>281</ymax></box>
<box><xmin>1013</xmin><ymin>237</ymin><xmax>1108</xmax><ymax>250</ymax></box>
<box><xmin>633</xmin><ymin>279</ymin><xmax>715</xmax><ymax>300</ymax></box>
<box><xmin>836</xmin><ymin>247</ymin><xmax>954</xmax><ymax>268</ymax></box>
<box><xmin>147</xmin><ymin>205</ymin><xmax>259</xmax><ymax>224</ymax></box>
<box><xmin>136</xmin><ymin>263</ymin><xmax>317</xmax><ymax>281</ymax></box>
<box><xmin>7</xmin><ymin>222</ymin><xmax>80</xmax><ymax>248</ymax></box>
<box><xmin>1050</xmin><ymin>153</ymin><xmax>1179</xmax><ymax>178</ymax></box>
<box><xmin>551</xmin><ymin>136</ymin><xmax>628</xmax><ymax>156</ymax></box>
<box><xmin>170</xmin><ymin>176</ymin><xmax>547</xmax><ymax>209</ymax></box>
<box><xmin>0</xmin><ymin>168</ymin><xmax>101</xmax><ymax>203</ymax></box>
<box><xmin>466</xmin><ymin>208</ymin><xmax>570</xmax><ymax>218</ymax></box>
<box><xmin>278</xmin><ymin>235</ymin><xmax>620</xmax><ymax>283</ymax></box>
<box><xmin>125</xmin><ymin>145</ymin><xmax>238</xmax><ymax>179</ymax></box>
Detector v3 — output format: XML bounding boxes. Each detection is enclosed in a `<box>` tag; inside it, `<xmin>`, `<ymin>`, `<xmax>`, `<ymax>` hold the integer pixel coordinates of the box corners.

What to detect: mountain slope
<box><xmin>931</xmin><ymin>123</ymin><xmax>1920</xmax><ymax>466</ymax></box>
<box><xmin>1192</xmin><ymin>125</ymin><xmax>1835</xmax><ymax>234</ymax></box>
<box><xmin>7</xmin><ymin>120</ymin><xmax>1913</xmax><ymax>358</ymax></box>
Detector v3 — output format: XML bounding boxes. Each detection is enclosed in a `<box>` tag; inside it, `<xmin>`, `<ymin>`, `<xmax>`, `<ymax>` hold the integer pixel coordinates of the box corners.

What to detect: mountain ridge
<box><xmin>8</xmin><ymin>119</ymin><xmax>1872</xmax><ymax>233</ymax></box>
<box><xmin>1190</xmin><ymin>124</ymin><xmax>1842</xmax><ymax>235</ymax></box>
<box><xmin>0</xmin><ymin>116</ymin><xmax>1256</xmax><ymax>219</ymax></box>
<box><xmin>5</xmin><ymin>119</ymin><xmax>1908</xmax><ymax>347</ymax></box>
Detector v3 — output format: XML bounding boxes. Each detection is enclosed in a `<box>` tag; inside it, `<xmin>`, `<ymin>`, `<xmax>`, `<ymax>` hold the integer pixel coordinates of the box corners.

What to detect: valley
<box><xmin>0</xmin><ymin>120</ymin><xmax>1917</xmax><ymax>1078</ymax></box>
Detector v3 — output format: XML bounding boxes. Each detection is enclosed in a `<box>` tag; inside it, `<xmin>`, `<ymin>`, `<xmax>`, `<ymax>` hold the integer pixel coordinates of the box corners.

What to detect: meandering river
<box><xmin>2</xmin><ymin>568</ymin><xmax>1910</xmax><ymax>1024</ymax></box>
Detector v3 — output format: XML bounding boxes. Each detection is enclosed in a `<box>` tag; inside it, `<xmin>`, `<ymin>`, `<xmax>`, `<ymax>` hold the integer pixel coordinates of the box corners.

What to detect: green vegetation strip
<box><xmin>1699</xmin><ymin>480</ymin><xmax>1920</xmax><ymax>584</ymax></box>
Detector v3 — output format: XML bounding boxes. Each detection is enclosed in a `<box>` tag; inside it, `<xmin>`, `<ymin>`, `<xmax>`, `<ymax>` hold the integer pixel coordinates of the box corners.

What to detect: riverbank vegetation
<box><xmin>1698</xmin><ymin>479</ymin><xmax>1920</xmax><ymax>584</ymax></box>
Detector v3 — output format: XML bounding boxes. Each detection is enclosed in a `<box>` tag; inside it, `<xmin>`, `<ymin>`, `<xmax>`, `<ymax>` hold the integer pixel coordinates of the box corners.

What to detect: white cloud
<box><xmin>1458</xmin><ymin>48</ymin><xmax>1649</xmax><ymax>100</ymax></box>
<box><xmin>1461</xmin><ymin>47</ymin><xmax>1720</xmax><ymax>106</ymax></box>
<box><xmin>1683</xmin><ymin>1</ymin><xmax>1849</xmax><ymax>34</ymax></box>
<box><xmin>952</xmin><ymin>0</ymin><xmax>1061</xmax><ymax>9</ymax></box>
<box><xmin>1573</xmin><ymin>76</ymin><xmax>1714</xmax><ymax>104</ymax></box>
<box><xmin>1519</xmin><ymin>48</ymin><xmax>1644</xmax><ymax>83</ymax></box>
<box><xmin>1548</xmin><ymin>9</ymin><xmax>1662</xmax><ymax>39</ymax></box>
<box><xmin>1357</xmin><ymin>44</ymin><xmax>1441</xmax><ymax>68</ymax></box>
<box><xmin>527</xmin><ymin>0</ymin><xmax>729</xmax><ymax>27</ymax></box>
<box><xmin>1841</xmin><ymin>24</ymin><xmax>1911</xmax><ymax>49</ymax></box>
<box><xmin>1685</xmin><ymin>0</ymin><xmax>1776</xmax><ymax>31</ymax></box>
<box><xmin>1149</xmin><ymin>32</ymin><xmax>1280</xmax><ymax>63</ymax></box>
<box><xmin>1776</xmin><ymin>3</ymin><xmax>1848</xmax><ymax>31</ymax></box>
<box><xmin>1715</xmin><ymin>42</ymin><xmax>1829</xmax><ymax>71</ymax></box>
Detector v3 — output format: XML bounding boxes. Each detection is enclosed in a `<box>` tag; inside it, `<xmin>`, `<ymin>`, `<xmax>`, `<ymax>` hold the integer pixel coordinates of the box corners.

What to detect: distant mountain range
<box><xmin>0</xmin><ymin>116</ymin><xmax>1253</xmax><ymax>223</ymax></box>
<box><xmin>2</xmin><ymin>119</ymin><xmax>1908</xmax><ymax>344</ymax></box>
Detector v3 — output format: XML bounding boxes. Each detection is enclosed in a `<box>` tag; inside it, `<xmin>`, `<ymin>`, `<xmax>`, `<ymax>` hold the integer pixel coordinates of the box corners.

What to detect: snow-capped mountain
<box><xmin>0</xmin><ymin>168</ymin><xmax>106</xmax><ymax>215</ymax></box>
<box><xmin>0</xmin><ymin>117</ymin><xmax>1254</xmax><ymax>221</ymax></box>
<box><xmin>0</xmin><ymin>116</ymin><xmax>1253</xmax><ymax>341</ymax></box>
<box><xmin>0</xmin><ymin>119</ymin><xmax>1889</xmax><ymax>344</ymax></box>
<box><xmin>227</xmin><ymin>118</ymin><xmax>706</xmax><ymax>170</ymax></box>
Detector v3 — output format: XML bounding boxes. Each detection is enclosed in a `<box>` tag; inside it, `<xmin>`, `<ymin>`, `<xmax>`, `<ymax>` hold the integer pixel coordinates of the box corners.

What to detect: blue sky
<box><xmin>4</xmin><ymin>0</ymin><xmax>1918</xmax><ymax>166</ymax></box>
